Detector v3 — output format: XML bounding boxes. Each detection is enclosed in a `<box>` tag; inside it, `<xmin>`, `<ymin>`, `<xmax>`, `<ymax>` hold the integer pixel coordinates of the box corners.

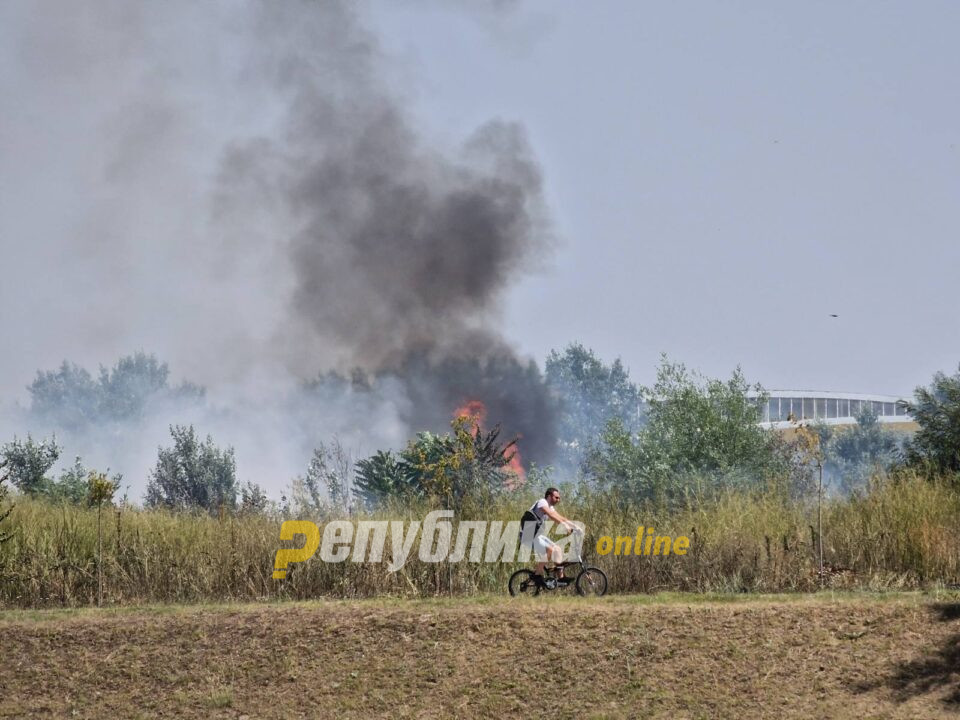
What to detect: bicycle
<box><xmin>508</xmin><ymin>529</ymin><xmax>608</xmax><ymax>597</ymax></box>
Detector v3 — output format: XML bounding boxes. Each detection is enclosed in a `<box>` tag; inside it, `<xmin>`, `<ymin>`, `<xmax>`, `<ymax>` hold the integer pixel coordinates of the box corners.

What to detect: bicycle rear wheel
<box><xmin>508</xmin><ymin>569</ymin><xmax>542</xmax><ymax>597</ymax></box>
<box><xmin>575</xmin><ymin>567</ymin><xmax>608</xmax><ymax>596</ymax></box>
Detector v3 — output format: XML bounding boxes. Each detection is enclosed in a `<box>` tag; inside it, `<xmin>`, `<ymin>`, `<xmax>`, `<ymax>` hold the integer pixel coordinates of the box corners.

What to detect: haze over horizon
<box><xmin>4</xmin><ymin>1</ymin><xmax>957</xmax><ymax>403</ymax></box>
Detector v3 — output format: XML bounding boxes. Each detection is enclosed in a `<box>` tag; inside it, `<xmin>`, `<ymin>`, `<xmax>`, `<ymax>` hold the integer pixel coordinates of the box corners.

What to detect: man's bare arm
<box><xmin>544</xmin><ymin>505</ymin><xmax>574</xmax><ymax>530</ymax></box>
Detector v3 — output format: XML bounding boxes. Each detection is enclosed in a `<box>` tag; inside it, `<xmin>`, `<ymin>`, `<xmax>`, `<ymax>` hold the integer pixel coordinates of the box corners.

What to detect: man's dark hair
<box><xmin>544</xmin><ymin>487</ymin><xmax>559</xmax><ymax>499</ymax></box>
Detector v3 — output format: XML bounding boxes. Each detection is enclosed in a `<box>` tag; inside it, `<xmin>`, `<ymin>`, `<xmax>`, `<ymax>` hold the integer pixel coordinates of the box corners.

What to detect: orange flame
<box><xmin>505</xmin><ymin>447</ymin><xmax>526</xmax><ymax>487</ymax></box>
<box><xmin>453</xmin><ymin>399</ymin><xmax>486</xmax><ymax>429</ymax></box>
<box><xmin>452</xmin><ymin>399</ymin><xmax>526</xmax><ymax>485</ymax></box>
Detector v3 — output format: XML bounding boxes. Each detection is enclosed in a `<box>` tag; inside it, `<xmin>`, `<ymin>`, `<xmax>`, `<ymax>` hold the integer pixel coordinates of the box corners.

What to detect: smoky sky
<box><xmin>0</xmin><ymin>0</ymin><xmax>557</xmax><ymax>489</ymax></box>
<box><xmin>284</xmin><ymin>117</ymin><xmax>545</xmax><ymax>370</ymax></box>
<box><xmin>224</xmin><ymin>3</ymin><xmax>551</xmax><ymax>372</ymax></box>
<box><xmin>229</xmin><ymin>0</ymin><xmax>556</xmax><ymax>456</ymax></box>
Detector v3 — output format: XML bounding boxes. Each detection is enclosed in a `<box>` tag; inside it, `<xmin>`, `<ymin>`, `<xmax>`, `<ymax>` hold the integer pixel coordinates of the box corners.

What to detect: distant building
<box><xmin>750</xmin><ymin>390</ymin><xmax>918</xmax><ymax>432</ymax></box>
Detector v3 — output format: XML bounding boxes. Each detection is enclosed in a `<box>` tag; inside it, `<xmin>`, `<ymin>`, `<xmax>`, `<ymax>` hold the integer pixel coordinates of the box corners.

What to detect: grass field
<box><xmin>7</xmin><ymin>473</ymin><xmax>960</xmax><ymax>607</ymax></box>
<box><xmin>2</xmin><ymin>592</ymin><xmax>960</xmax><ymax>719</ymax></box>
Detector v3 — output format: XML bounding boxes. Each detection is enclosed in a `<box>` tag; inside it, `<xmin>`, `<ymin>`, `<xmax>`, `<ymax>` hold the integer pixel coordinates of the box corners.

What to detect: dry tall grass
<box><xmin>1</xmin><ymin>470</ymin><xmax>958</xmax><ymax>607</ymax></box>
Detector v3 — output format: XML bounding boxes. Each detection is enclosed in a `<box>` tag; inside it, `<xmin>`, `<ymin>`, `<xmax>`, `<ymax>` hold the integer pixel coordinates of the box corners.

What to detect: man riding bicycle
<box><xmin>522</xmin><ymin>487</ymin><xmax>578</xmax><ymax>585</ymax></box>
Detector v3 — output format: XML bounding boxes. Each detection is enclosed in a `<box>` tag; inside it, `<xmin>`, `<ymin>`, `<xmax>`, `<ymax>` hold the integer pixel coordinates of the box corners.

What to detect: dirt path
<box><xmin>1</xmin><ymin>594</ymin><xmax>958</xmax><ymax>719</ymax></box>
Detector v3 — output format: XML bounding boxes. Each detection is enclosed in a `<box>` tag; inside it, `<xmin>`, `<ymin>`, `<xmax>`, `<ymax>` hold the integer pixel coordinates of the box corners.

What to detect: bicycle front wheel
<box><xmin>575</xmin><ymin>567</ymin><xmax>608</xmax><ymax>597</ymax></box>
<box><xmin>508</xmin><ymin>569</ymin><xmax>542</xmax><ymax>597</ymax></box>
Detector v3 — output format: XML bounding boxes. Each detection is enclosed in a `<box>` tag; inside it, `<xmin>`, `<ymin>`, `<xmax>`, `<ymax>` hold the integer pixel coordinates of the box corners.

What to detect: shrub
<box><xmin>0</xmin><ymin>435</ymin><xmax>61</xmax><ymax>495</ymax></box>
<box><xmin>144</xmin><ymin>425</ymin><xmax>237</xmax><ymax>514</ymax></box>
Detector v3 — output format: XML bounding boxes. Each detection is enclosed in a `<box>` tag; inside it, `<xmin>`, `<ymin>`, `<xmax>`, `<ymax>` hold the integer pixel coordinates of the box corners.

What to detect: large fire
<box><xmin>452</xmin><ymin>399</ymin><xmax>526</xmax><ymax>485</ymax></box>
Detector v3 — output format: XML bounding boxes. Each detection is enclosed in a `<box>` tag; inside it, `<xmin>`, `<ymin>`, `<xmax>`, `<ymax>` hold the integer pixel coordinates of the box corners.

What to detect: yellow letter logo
<box><xmin>273</xmin><ymin>521</ymin><xmax>320</xmax><ymax>579</ymax></box>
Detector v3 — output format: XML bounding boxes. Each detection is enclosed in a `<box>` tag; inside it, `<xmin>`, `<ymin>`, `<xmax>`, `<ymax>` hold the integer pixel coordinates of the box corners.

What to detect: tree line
<box><xmin>2</xmin><ymin>347</ymin><xmax>960</xmax><ymax>522</ymax></box>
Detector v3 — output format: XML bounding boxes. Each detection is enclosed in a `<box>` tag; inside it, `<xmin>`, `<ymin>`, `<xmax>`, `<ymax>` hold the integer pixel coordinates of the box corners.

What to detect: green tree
<box><xmin>239</xmin><ymin>481</ymin><xmax>269</xmax><ymax>515</ymax></box>
<box><xmin>545</xmin><ymin>343</ymin><xmax>642</xmax><ymax>467</ymax></box>
<box><xmin>0</xmin><ymin>445</ymin><xmax>120</xmax><ymax>506</ymax></box>
<box><xmin>581</xmin><ymin>417</ymin><xmax>648</xmax><ymax>496</ymax></box>
<box><xmin>0</xmin><ymin>435</ymin><xmax>61</xmax><ymax>495</ymax></box>
<box><xmin>28</xmin><ymin>353</ymin><xmax>205</xmax><ymax>430</ymax></box>
<box><xmin>584</xmin><ymin>358</ymin><xmax>786</xmax><ymax>503</ymax></box>
<box><xmin>308</xmin><ymin>441</ymin><xmax>353</xmax><ymax>512</ymax></box>
<box><xmin>97</xmin><ymin>352</ymin><xmax>203</xmax><ymax>419</ymax></box>
<box><xmin>400</xmin><ymin>417</ymin><xmax>519</xmax><ymax>509</ymax></box>
<box><xmin>904</xmin><ymin>365</ymin><xmax>960</xmax><ymax>476</ymax></box>
<box><xmin>353</xmin><ymin>450</ymin><xmax>413</xmax><ymax>509</ymax></box>
<box><xmin>820</xmin><ymin>407</ymin><xmax>904</xmax><ymax>492</ymax></box>
<box><xmin>640</xmin><ymin>358</ymin><xmax>782</xmax><ymax>477</ymax></box>
<box><xmin>144</xmin><ymin>425</ymin><xmax>236</xmax><ymax>514</ymax></box>
<box><xmin>50</xmin><ymin>456</ymin><xmax>92</xmax><ymax>504</ymax></box>
<box><xmin>354</xmin><ymin>417</ymin><xmax>521</xmax><ymax>510</ymax></box>
<box><xmin>287</xmin><ymin>439</ymin><xmax>354</xmax><ymax>515</ymax></box>
<box><xmin>27</xmin><ymin>362</ymin><xmax>100</xmax><ymax>432</ymax></box>
<box><xmin>0</xmin><ymin>439</ymin><xmax>123</xmax><ymax>505</ymax></box>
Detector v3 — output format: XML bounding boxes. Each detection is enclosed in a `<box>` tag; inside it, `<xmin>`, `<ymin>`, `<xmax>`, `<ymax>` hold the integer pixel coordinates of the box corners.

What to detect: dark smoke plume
<box><xmin>286</xmin><ymin>118</ymin><xmax>545</xmax><ymax>371</ymax></box>
<box><xmin>0</xmin><ymin>0</ymin><xmax>557</xmax><ymax>494</ymax></box>
<box><xmin>223</xmin><ymin>1</ymin><xmax>557</xmax><ymax>461</ymax></box>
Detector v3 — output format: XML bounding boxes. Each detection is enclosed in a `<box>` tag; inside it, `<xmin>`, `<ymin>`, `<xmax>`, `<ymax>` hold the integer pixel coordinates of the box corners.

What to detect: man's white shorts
<box><xmin>533</xmin><ymin>534</ymin><xmax>556</xmax><ymax>557</ymax></box>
